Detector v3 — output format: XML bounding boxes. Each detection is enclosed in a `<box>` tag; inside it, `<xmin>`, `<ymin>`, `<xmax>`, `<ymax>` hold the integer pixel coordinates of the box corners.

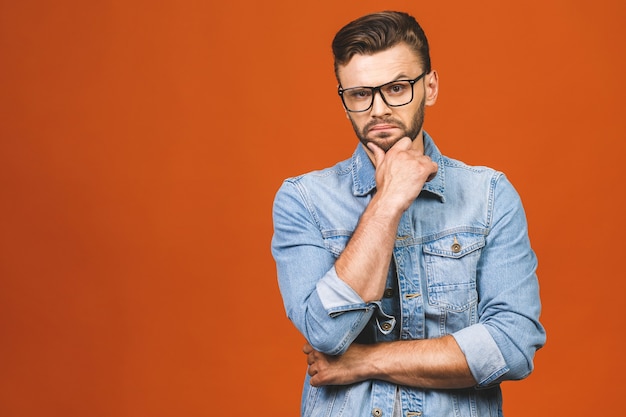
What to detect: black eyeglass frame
<box><xmin>337</xmin><ymin>72</ymin><xmax>428</xmax><ymax>113</ymax></box>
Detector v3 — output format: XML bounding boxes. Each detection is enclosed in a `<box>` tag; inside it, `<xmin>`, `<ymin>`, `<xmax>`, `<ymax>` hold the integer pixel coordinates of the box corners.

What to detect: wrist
<box><xmin>354</xmin><ymin>343</ymin><xmax>387</xmax><ymax>381</ymax></box>
<box><xmin>368</xmin><ymin>192</ymin><xmax>407</xmax><ymax>220</ymax></box>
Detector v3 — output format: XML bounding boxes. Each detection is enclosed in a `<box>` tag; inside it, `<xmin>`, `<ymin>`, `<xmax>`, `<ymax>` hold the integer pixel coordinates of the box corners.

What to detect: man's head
<box><xmin>332</xmin><ymin>11</ymin><xmax>438</xmax><ymax>153</ymax></box>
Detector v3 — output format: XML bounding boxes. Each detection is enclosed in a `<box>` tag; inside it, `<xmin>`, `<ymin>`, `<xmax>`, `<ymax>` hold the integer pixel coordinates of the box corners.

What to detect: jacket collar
<box><xmin>351</xmin><ymin>131</ymin><xmax>446</xmax><ymax>202</ymax></box>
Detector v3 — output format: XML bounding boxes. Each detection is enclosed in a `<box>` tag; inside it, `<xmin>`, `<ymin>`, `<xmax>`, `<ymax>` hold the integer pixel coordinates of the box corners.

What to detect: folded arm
<box><xmin>304</xmin><ymin>335</ymin><xmax>476</xmax><ymax>389</ymax></box>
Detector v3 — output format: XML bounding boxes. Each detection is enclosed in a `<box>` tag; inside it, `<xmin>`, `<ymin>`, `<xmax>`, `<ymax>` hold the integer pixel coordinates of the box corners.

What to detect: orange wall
<box><xmin>1</xmin><ymin>1</ymin><xmax>624</xmax><ymax>415</ymax></box>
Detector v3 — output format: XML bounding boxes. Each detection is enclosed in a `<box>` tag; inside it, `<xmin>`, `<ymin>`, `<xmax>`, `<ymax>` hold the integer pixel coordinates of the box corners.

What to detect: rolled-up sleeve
<box><xmin>453</xmin><ymin>174</ymin><xmax>546</xmax><ymax>387</ymax></box>
<box><xmin>271</xmin><ymin>179</ymin><xmax>375</xmax><ymax>355</ymax></box>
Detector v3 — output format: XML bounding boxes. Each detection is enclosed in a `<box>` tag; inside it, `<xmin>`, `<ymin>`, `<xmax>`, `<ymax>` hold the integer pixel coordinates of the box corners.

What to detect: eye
<box><xmin>384</xmin><ymin>82</ymin><xmax>409</xmax><ymax>95</ymax></box>
<box><xmin>345</xmin><ymin>88</ymin><xmax>372</xmax><ymax>101</ymax></box>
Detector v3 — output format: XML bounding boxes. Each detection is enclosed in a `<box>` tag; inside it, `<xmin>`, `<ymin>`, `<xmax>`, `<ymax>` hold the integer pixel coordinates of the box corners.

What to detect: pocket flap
<box><xmin>423</xmin><ymin>233</ymin><xmax>486</xmax><ymax>259</ymax></box>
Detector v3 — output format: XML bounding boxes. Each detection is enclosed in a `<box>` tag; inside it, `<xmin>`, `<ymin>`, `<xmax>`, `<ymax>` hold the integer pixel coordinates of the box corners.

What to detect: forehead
<box><xmin>337</xmin><ymin>43</ymin><xmax>422</xmax><ymax>88</ymax></box>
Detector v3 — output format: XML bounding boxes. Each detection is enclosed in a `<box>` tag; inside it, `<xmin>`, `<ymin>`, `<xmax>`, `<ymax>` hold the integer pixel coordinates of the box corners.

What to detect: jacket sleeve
<box><xmin>452</xmin><ymin>174</ymin><xmax>546</xmax><ymax>387</ymax></box>
<box><xmin>271</xmin><ymin>179</ymin><xmax>376</xmax><ymax>355</ymax></box>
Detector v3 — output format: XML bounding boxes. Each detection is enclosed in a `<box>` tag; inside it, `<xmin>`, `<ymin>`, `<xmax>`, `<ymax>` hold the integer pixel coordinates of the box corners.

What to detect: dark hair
<box><xmin>332</xmin><ymin>11</ymin><xmax>431</xmax><ymax>80</ymax></box>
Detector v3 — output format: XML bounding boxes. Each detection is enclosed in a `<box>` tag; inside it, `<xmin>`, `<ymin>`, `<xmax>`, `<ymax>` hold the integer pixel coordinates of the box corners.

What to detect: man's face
<box><xmin>337</xmin><ymin>43</ymin><xmax>436</xmax><ymax>153</ymax></box>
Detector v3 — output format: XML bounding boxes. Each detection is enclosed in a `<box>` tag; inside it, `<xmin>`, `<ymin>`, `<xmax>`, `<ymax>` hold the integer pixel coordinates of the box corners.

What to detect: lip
<box><xmin>368</xmin><ymin>124</ymin><xmax>398</xmax><ymax>132</ymax></box>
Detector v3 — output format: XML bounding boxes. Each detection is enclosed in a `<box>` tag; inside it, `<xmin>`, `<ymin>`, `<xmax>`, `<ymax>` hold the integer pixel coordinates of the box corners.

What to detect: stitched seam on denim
<box><xmin>396</xmin><ymin>226</ymin><xmax>489</xmax><ymax>247</ymax></box>
<box><xmin>486</xmin><ymin>171</ymin><xmax>504</xmax><ymax>229</ymax></box>
<box><xmin>291</xmin><ymin>179</ymin><xmax>323</xmax><ymax>231</ymax></box>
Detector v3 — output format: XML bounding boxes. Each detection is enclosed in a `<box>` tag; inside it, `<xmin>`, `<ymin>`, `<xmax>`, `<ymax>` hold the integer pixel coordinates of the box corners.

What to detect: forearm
<box><xmin>335</xmin><ymin>193</ymin><xmax>403</xmax><ymax>302</ymax></box>
<box><xmin>361</xmin><ymin>336</ymin><xmax>476</xmax><ymax>388</ymax></box>
<box><xmin>306</xmin><ymin>336</ymin><xmax>476</xmax><ymax>389</ymax></box>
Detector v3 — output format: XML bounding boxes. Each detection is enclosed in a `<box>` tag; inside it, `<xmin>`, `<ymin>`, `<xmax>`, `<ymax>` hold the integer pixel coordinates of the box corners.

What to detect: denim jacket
<box><xmin>271</xmin><ymin>132</ymin><xmax>545</xmax><ymax>417</ymax></box>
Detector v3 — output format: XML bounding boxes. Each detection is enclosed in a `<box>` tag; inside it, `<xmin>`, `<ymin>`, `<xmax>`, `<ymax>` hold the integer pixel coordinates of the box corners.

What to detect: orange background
<box><xmin>1</xmin><ymin>0</ymin><xmax>624</xmax><ymax>415</ymax></box>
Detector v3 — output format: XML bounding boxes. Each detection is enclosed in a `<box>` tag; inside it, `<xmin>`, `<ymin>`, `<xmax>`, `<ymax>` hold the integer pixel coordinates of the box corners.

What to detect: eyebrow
<box><xmin>342</xmin><ymin>73</ymin><xmax>415</xmax><ymax>90</ymax></box>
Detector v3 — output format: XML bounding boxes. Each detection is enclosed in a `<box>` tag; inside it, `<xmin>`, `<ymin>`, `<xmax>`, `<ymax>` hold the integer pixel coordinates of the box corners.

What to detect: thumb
<box><xmin>366</xmin><ymin>142</ymin><xmax>385</xmax><ymax>168</ymax></box>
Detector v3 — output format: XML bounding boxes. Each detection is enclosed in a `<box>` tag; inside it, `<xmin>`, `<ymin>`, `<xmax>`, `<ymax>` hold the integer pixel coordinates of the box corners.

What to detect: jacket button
<box><xmin>383</xmin><ymin>288</ymin><xmax>394</xmax><ymax>298</ymax></box>
<box><xmin>381</xmin><ymin>322</ymin><xmax>393</xmax><ymax>331</ymax></box>
<box><xmin>372</xmin><ymin>408</ymin><xmax>383</xmax><ymax>417</ymax></box>
<box><xmin>451</xmin><ymin>236</ymin><xmax>462</xmax><ymax>253</ymax></box>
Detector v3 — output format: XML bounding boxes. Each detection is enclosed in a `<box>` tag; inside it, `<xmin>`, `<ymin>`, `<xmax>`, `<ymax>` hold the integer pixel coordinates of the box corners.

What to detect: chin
<box><xmin>369</xmin><ymin>136</ymin><xmax>402</xmax><ymax>152</ymax></box>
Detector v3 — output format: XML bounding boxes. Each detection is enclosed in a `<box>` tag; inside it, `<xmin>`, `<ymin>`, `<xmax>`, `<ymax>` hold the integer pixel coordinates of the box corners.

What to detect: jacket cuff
<box><xmin>316</xmin><ymin>266</ymin><xmax>371</xmax><ymax>316</ymax></box>
<box><xmin>452</xmin><ymin>324</ymin><xmax>509</xmax><ymax>387</ymax></box>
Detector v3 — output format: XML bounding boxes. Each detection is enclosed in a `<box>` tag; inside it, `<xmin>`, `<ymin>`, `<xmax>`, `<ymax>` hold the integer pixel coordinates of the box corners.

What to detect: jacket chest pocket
<box><xmin>423</xmin><ymin>233</ymin><xmax>485</xmax><ymax>311</ymax></box>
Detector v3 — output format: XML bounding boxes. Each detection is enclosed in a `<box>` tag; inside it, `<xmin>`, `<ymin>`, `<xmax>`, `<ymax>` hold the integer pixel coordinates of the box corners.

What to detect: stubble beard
<box><xmin>350</xmin><ymin>95</ymin><xmax>426</xmax><ymax>152</ymax></box>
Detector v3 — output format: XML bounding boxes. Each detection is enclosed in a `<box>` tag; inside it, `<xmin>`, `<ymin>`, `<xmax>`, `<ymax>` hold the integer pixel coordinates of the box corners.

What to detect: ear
<box><xmin>424</xmin><ymin>70</ymin><xmax>439</xmax><ymax>106</ymax></box>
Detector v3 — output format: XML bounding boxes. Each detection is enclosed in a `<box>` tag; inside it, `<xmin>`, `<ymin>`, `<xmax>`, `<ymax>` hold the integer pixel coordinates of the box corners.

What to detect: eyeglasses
<box><xmin>338</xmin><ymin>72</ymin><xmax>427</xmax><ymax>112</ymax></box>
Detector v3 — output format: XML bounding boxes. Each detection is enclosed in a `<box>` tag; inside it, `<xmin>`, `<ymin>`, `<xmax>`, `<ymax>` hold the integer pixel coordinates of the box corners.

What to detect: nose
<box><xmin>370</xmin><ymin>89</ymin><xmax>392</xmax><ymax>117</ymax></box>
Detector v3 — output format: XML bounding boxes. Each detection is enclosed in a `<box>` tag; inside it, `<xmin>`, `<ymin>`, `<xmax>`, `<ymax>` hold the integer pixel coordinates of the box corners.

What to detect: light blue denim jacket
<box><xmin>271</xmin><ymin>132</ymin><xmax>545</xmax><ymax>417</ymax></box>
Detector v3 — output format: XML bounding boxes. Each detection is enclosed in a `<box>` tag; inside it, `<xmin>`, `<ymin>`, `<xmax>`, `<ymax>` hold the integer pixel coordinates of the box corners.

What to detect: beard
<box><xmin>349</xmin><ymin>95</ymin><xmax>425</xmax><ymax>152</ymax></box>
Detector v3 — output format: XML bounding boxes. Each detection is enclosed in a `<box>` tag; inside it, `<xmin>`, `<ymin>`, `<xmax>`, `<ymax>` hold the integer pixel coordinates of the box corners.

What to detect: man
<box><xmin>271</xmin><ymin>11</ymin><xmax>545</xmax><ymax>417</ymax></box>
